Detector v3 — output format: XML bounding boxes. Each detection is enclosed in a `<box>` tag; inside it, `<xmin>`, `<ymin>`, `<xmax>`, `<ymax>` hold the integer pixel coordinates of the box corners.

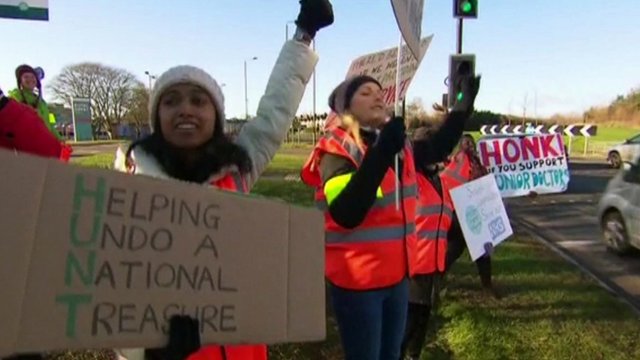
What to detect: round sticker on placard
<box><xmin>465</xmin><ymin>205</ymin><xmax>483</xmax><ymax>235</ymax></box>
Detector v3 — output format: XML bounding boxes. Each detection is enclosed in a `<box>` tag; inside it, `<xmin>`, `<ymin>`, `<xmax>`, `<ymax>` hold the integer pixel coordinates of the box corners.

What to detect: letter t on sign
<box><xmin>55</xmin><ymin>293</ymin><xmax>93</xmax><ymax>338</ymax></box>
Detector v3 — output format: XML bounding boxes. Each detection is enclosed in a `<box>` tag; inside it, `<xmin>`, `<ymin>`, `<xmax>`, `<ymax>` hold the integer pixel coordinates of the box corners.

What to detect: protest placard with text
<box><xmin>449</xmin><ymin>174</ymin><xmax>513</xmax><ymax>261</ymax></box>
<box><xmin>324</xmin><ymin>36</ymin><xmax>433</xmax><ymax>130</ymax></box>
<box><xmin>477</xmin><ymin>134</ymin><xmax>570</xmax><ymax>198</ymax></box>
<box><xmin>0</xmin><ymin>150</ymin><xmax>325</xmax><ymax>356</ymax></box>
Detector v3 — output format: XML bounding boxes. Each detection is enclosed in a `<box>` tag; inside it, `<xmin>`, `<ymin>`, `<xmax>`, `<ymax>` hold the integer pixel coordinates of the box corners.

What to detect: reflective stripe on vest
<box><xmin>301</xmin><ymin>127</ymin><xmax>366</xmax><ymax>188</ymax></box>
<box><xmin>327</xmin><ymin>222</ymin><xmax>417</xmax><ymax>244</ymax></box>
<box><xmin>417</xmin><ymin>229</ymin><xmax>446</xmax><ymax>240</ymax></box>
<box><xmin>412</xmin><ymin>172</ymin><xmax>455</xmax><ymax>274</ymax></box>
<box><xmin>317</xmin><ymin>181</ymin><xmax>416</xmax><ymax>211</ymax></box>
<box><xmin>442</xmin><ymin>156</ymin><xmax>468</xmax><ymax>185</ymax></box>
<box><xmin>324</xmin><ymin>130</ymin><xmax>364</xmax><ymax>165</ymax></box>
<box><xmin>417</xmin><ymin>204</ymin><xmax>454</xmax><ymax>218</ymax></box>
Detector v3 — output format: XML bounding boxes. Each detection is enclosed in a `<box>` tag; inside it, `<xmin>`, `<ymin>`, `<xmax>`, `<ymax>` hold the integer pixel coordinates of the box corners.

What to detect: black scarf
<box><xmin>127</xmin><ymin>132</ymin><xmax>252</xmax><ymax>183</ymax></box>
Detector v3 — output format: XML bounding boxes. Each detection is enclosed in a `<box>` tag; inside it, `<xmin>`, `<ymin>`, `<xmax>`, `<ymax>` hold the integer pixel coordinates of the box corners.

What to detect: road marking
<box><xmin>556</xmin><ymin>240</ymin><xmax>600</xmax><ymax>247</ymax></box>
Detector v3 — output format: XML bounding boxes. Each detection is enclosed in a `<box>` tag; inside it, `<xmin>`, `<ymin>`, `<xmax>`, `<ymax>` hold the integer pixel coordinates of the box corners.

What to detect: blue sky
<box><xmin>1</xmin><ymin>0</ymin><xmax>639</xmax><ymax>119</ymax></box>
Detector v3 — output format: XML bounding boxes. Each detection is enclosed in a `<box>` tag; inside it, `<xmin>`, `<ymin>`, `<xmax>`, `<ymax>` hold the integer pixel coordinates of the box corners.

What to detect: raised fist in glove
<box><xmin>295</xmin><ymin>0</ymin><xmax>334</xmax><ymax>38</ymax></box>
<box><xmin>376</xmin><ymin>116</ymin><xmax>406</xmax><ymax>157</ymax></box>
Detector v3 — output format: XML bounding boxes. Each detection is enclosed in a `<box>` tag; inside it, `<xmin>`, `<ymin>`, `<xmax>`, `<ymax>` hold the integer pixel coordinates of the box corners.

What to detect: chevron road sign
<box><xmin>480</xmin><ymin>124</ymin><xmax>597</xmax><ymax>137</ymax></box>
<box><xmin>563</xmin><ymin>124</ymin><xmax>598</xmax><ymax>137</ymax></box>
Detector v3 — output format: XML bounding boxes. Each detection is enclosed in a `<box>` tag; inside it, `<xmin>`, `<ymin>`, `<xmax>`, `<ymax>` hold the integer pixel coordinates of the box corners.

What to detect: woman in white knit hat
<box><xmin>113</xmin><ymin>1</ymin><xmax>333</xmax><ymax>360</ymax></box>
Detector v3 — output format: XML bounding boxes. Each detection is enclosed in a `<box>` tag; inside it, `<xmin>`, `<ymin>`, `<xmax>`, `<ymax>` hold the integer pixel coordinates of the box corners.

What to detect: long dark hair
<box><xmin>127</xmin><ymin>125</ymin><xmax>252</xmax><ymax>183</ymax></box>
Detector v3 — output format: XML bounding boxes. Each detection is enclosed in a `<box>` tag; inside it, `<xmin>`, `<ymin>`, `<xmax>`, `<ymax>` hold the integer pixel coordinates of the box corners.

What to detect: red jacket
<box><xmin>0</xmin><ymin>96</ymin><xmax>67</xmax><ymax>159</ymax></box>
<box><xmin>187</xmin><ymin>345</ymin><xmax>268</xmax><ymax>360</ymax></box>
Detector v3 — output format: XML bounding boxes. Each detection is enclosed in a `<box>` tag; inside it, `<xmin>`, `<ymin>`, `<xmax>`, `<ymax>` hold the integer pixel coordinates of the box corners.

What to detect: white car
<box><xmin>607</xmin><ymin>133</ymin><xmax>640</xmax><ymax>169</ymax></box>
<box><xmin>597</xmin><ymin>157</ymin><xmax>640</xmax><ymax>254</ymax></box>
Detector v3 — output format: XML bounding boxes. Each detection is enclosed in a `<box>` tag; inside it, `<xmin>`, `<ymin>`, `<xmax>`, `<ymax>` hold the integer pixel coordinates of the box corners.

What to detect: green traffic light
<box><xmin>457</xmin><ymin>92</ymin><xmax>464</xmax><ymax>101</ymax></box>
<box><xmin>461</xmin><ymin>1</ymin><xmax>473</xmax><ymax>13</ymax></box>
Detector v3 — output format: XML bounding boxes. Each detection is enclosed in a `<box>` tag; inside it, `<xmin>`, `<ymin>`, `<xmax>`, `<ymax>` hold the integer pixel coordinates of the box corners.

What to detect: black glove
<box><xmin>0</xmin><ymin>88</ymin><xmax>7</xmax><ymax>111</ymax></box>
<box><xmin>295</xmin><ymin>0</ymin><xmax>334</xmax><ymax>38</ymax></box>
<box><xmin>164</xmin><ymin>315</ymin><xmax>201</xmax><ymax>360</ymax></box>
<box><xmin>376</xmin><ymin>116</ymin><xmax>406</xmax><ymax>158</ymax></box>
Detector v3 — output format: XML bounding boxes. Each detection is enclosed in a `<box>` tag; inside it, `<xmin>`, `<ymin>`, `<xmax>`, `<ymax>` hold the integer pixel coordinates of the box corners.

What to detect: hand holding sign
<box><xmin>484</xmin><ymin>242</ymin><xmax>494</xmax><ymax>257</ymax></box>
<box><xmin>377</xmin><ymin>116</ymin><xmax>406</xmax><ymax>159</ymax></box>
<box><xmin>165</xmin><ymin>315</ymin><xmax>201</xmax><ymax>360</ymax></box>
<box><xmin>147</xmin><ymin>315</ymin><xmax>201</xmax><ymax>360</ymax></box>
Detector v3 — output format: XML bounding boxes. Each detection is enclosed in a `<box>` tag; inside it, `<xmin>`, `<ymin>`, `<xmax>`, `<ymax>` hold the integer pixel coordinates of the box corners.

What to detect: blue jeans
<box><xmin>330</xmin><ymin>278</ymin><xmax>409</xmax><ymax>360</ymax></box>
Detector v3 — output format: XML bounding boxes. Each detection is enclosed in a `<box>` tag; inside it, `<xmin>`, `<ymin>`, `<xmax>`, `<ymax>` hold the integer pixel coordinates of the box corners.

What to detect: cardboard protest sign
<box><xmin>345</xmin><ymin>36</ymin><xmax>433</xmax><ymax>107</ymax></box>
<box><xmin>390</xmin><ymin>0</ymin><xmax>425</xmax><ymax>60</ymax></box>
<box><xmin>0</xmin><ymin>149</ymin><xmax>325</xmax><ymax>356</ymax></box>
<box><xmin>323</xmin><ymin>36</ymin><xmax>433</xmax><ymax>131</ymax></box>
<box><xmin>449</xmin><ymin>174</ymin><xmax>513</xmax><ymax>261</ymax></box>
<box><xmin>477</xmin><ymin>134</ymin><xmax>570</xmax><ymax>198</ymax></box>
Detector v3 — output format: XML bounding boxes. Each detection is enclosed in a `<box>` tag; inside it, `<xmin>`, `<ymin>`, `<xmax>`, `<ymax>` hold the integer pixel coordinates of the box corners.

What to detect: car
<box><xmin>597</xmin><ymin>156</ymin><xmax>640</xmax><ymax>255</ymax></box>
<box><xmin>607</xmin><ymin>133</ymin><xmax>640</xmax><ymax>169</ymax></box>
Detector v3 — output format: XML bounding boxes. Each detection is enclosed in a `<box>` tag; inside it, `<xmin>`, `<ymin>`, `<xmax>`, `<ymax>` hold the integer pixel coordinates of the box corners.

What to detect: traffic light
<box><xmin>448</xmin><ymin>54</ymin><xmax>476</xmax><ymax>108</ymax></box>
<box><xmin>454</xmin><ymin>0</ymin><xmax>478</xmax><ymax>18</ymax></box>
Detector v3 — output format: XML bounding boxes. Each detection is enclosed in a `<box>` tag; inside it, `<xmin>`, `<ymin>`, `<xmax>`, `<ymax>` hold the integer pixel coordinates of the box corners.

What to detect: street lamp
<box><xmin>285</xmin><ymin>20</ymin><xmax>296</xmax><ymax>41</ymax></box>
<box><xmin>244</xmin><ymin>57</ymin><xmax>258</xmax><ymax>120</ymax></box>
<box><xmin>144</xmin><ymin>71</ymin><xmax>156</xmax><ymax>92</ymax></box>
<box><xmin>286</xmin><ymin>20</ymin><xmax>318</xmax><ymax>141</ymax></box>
<box><xmin>312</xmin><ymin>39</ymin><xmax>317</xmax><ymax>142</ymax></box>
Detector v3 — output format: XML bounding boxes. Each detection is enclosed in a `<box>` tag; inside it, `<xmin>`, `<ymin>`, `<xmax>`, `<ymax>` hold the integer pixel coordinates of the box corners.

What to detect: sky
<box><xmin>1</xmin><ymin>0</ymin><xmax>639</xmax><ymax>119</ymax></box>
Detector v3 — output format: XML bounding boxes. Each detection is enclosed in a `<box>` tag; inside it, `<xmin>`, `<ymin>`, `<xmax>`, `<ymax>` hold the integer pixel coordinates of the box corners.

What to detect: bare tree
<box><xmin>405</xmin><ymin>97</ymin><xmax>438</xmax><ymax>129</ymax></box>
<box><xmin>124</xmin><ymin>84</ymin><xmax>150</xmax><ymax>138</ymax></box>
<box><xmin>48</xmin><ymin>62</ymin><xmax>142</xmax><ymax>139</ymax></box>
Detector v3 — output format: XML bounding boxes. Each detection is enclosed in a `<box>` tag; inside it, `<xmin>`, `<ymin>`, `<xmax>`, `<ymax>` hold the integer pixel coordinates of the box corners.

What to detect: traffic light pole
<box><xmin>456</xmin><ymin>18</ymin><xmax>463</xmax><ymax>54</ymax></box>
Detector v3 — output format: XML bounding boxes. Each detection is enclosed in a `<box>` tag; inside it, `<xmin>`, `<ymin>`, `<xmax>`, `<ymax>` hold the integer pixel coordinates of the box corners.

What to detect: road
<box><xmin>508</xmin><ymin>160</ymin><xmax>640</xmax><ymax>312</ymax></box>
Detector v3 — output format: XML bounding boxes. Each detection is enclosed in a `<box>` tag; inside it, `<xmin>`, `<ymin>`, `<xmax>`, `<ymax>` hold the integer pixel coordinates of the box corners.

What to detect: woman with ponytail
<box><xmin>301</xmin><ymin>73</ymin><xmax>481</xmax><ymax>359</ymax></box>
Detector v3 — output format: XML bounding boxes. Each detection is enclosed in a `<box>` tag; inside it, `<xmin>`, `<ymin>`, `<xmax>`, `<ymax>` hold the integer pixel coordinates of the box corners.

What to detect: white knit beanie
<box><xmin>148</xmin><ymin>65</ymin><xmax>225</xmax><ymax>132</ymax></box>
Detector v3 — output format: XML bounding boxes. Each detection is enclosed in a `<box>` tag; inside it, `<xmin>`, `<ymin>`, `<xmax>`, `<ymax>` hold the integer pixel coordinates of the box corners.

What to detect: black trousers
<box><xmin>446</xmin><ymin>217</ymin><xmax>493</xmax><ymax>287</ymax></box>
<box><xmin>401</xmin><ymin>274</ymin><xmax>442</xmax><ymax>359</ymax></box>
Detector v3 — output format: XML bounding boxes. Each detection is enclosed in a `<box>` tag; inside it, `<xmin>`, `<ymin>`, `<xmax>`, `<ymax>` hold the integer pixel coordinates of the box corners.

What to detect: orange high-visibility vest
<box><xmin>413</xmin><ymin>172</ymin><xmax>455</xmax><ymax>274</ymax></box>
<box><xmin>440</xmin><ymin>150</ymin><xmax>472</xmax><ymax>190</ymax></box>
<box><xmin>301</xmin><ymin>127</ymin><xmax>418</xmax><ymax>290</ymax></box>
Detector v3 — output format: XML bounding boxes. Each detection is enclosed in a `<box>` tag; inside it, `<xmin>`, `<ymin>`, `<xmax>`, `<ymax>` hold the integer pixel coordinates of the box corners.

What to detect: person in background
<box><xmin>112</xmin><ymin>1</ymin><xmax>333</xmax><ymax>360</ymax></box>
<box><xmin>9</xmin><ymin>64</ymin><xmax>63</xmax><ymax>141</ymax></box>
<box><xmin>442</xmin><ymin>134</ymin><xmax>500</xmax><ymax>298</ymax></box>
<box><xmin>401</xmin><ymin>88</ymin><xmax>480</xmax><ymax>360</ymax></box>
<box><xmin>300</xmin><ymin>72</ymin><xmax>479</xmax><ymax>359</ymax></box>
